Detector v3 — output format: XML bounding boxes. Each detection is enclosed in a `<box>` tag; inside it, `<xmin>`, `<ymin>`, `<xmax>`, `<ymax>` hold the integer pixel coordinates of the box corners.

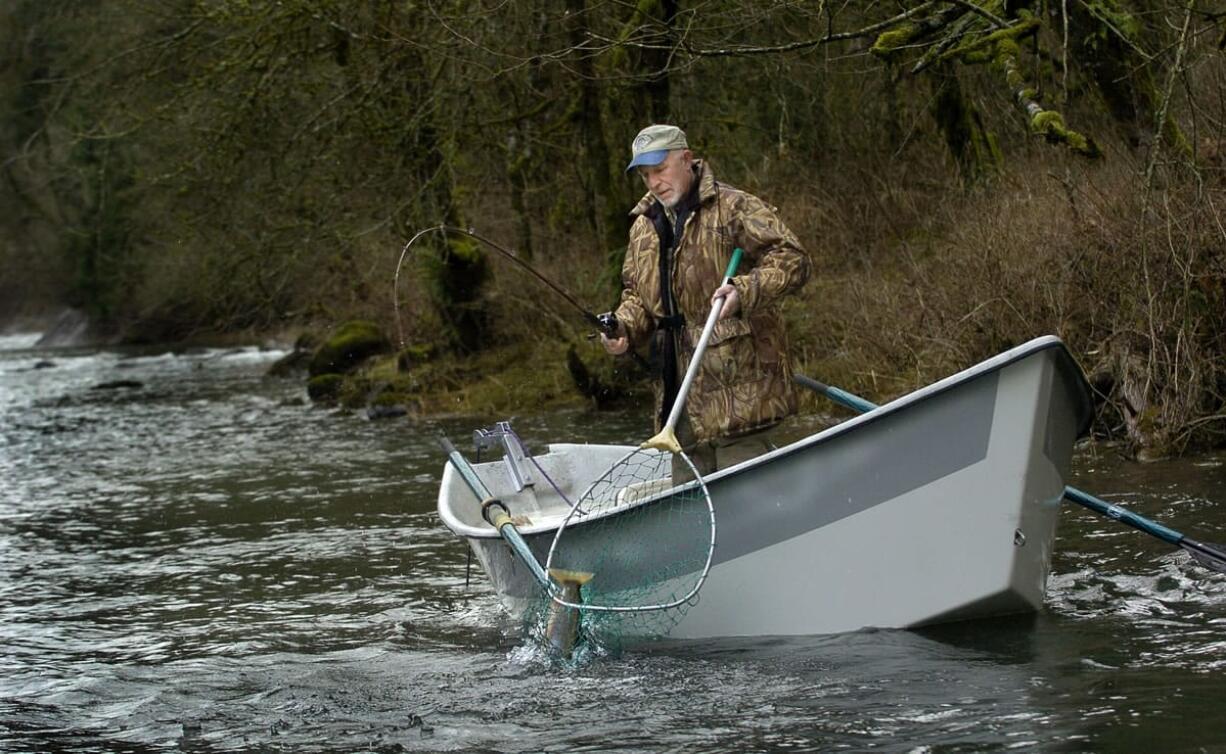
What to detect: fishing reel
<box><xmin>595</xmin><ymin>312</ymin><xmax>621</xmax><ymax>338</ymax></box>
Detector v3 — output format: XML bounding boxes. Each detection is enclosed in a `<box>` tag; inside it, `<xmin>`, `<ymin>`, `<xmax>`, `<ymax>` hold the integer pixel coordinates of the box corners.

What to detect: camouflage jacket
<box><xmin>614</xmin><ymin>160</ymin><xmax>811</xmax><ymax>444</ymax></box>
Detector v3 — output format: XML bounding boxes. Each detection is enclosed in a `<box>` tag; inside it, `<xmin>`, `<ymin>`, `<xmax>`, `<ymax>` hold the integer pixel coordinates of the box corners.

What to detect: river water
<box><xmin>1</xmin><ymin>333</ymin><xmax>1224</xmax><ymax>753</ymax></box>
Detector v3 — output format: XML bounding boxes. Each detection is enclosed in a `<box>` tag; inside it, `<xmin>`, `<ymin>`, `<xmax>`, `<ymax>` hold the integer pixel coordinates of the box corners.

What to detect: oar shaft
<box><xmin>440</xmin><ymin>436</ymin><xmax>495</xmax><ymax>499</ymax></box>
<box><xmin>1061</xmin><ymin>486</ymin><xmax>1183</xmax><ymax>545</ymax></box>
<box><xmin>487</xmin><ymin>506</ymin><xmax>552</xmax><ymax>591</ymax></box>
<box><xmin>793</xmin><ymin>375</ymin><xmax>875</xmax><ymax>415</ymax></box>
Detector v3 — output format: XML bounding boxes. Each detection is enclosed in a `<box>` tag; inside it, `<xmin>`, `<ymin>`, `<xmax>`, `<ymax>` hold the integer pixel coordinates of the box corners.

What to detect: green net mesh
<box><xmin>530</xmin><ymin>446</ymin><xmax>715</xmax><ymax>656</ymax></box>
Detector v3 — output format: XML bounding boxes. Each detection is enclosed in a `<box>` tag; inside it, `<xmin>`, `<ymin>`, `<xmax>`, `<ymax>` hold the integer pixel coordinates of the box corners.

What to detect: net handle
<box><xmin>544</xmin><ymin>251</ymin><xmax>739</xmax><ymax>613</ymax></box>
<box><xmin>647</xmin><ymin>248</ymin><xmax>744</xmax><ymax>452</ymax></box>
<box><xmin>663</xmin><ymin>247</ymin><xmax>743</xmax><ymax>435</ymax></box>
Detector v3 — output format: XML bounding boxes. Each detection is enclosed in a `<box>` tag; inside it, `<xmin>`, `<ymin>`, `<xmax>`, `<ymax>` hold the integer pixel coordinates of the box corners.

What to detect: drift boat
<box><xmin>437</xmin><ymin>335</ymin><xmax>1093</xmax><ymax>638</ymax></box>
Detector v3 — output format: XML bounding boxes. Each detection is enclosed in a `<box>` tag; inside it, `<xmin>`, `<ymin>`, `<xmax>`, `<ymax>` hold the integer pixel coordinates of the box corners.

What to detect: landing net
<box><xmin>539</xmin><ymin>446</ymin><xmax>716</xmax><ymax>652</ymax></box>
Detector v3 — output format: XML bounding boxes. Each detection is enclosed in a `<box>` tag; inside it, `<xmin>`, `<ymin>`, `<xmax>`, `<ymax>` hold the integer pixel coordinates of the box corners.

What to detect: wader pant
<box><xmin>672</xmin><ymin>412</ymin><xmax>777</xmax><ymax>483</ymax></box>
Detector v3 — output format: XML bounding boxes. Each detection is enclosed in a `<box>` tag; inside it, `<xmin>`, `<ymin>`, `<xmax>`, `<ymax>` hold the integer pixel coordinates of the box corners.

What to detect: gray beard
<box><xmin>659</xmin><ymin>196</ymin><xmax>679</xmax><ymax>211</ymax></box>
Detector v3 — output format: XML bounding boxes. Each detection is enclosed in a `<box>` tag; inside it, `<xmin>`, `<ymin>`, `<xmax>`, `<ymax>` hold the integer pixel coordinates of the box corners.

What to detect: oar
<box><xmin>440</xmin><ymin>436</ymin><xmax>595</xmax><ymax>657</ymax></box>
<box><xmin>793</xmin><ymin>375</ymin><xmax>1226</xmax><ymax>575</ymax></box>
<box><xmin>1062</xmin><ymin>487</ymin><xmax>1226</xmax><ymax>573</ymax></box>
<box><xmin>438</xmin><ymin>436</ymin><xmax>552</xmax><ymax>590</ymax></box>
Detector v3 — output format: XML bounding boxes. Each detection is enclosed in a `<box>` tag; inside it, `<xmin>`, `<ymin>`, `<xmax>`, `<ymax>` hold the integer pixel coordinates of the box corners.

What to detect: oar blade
<box><xmin>1182</xmin><ymin>539</ymin><xmax>1226</xmax><ymax>575</ymax></box>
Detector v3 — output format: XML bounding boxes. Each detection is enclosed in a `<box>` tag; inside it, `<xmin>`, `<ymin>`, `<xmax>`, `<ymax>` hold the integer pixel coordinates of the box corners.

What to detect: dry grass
<box><xmin>781</xmin><ymin>146</ymin><xmax>1226</xmax><ymax>456</ymax></box>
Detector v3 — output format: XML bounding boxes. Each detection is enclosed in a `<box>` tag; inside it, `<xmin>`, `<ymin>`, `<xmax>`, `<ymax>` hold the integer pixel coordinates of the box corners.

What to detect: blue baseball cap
<box><xmin>625</xmin><ymin>124</ymin><xmax>688</xmax><ymax>173</ymax></box>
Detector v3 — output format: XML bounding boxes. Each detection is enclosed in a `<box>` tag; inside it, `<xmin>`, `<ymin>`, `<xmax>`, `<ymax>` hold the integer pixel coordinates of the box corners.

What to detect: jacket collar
<box><xmin>630</xmin><ymin>159</ymin><xmax>718</xmax><ymax>219</ymax></box>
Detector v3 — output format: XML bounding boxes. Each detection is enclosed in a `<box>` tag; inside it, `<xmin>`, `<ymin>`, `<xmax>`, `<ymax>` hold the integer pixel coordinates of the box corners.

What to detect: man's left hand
<box><xmin>711</xmin><ymin>283</ymin><xmax>740</xmax><ymax>319</ymax></box>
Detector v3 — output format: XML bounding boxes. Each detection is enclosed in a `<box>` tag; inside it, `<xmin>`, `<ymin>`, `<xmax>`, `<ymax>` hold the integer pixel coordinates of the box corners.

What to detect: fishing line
<box><xmin>393</xmin><ymin>224</ymin><xmax>617</xmax><ymax>351</ymax></box>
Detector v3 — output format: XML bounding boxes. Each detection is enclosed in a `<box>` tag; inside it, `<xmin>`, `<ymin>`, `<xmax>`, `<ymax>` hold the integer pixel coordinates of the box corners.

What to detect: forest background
<box><xmin>2</xmin><ymin>0</ymin><xmax>1224</xmax><ymax>459</ymax></box>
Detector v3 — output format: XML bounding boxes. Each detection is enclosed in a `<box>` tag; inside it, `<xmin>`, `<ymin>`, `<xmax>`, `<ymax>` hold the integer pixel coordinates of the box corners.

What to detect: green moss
<box><xmin>306</xmin><ymin>373</ymin><xmax>344</xmax><ymax>403</ymax></box>
<box><xmin>419</xmin><ymin>230</ymin><xmax>490</xmax><ymax>353</ymax></box>
<box><xmin>335</xmin><ymin>375</ymin><xmax>372</xmax><ymax>409</ymax></box>
<box><xmin>947</xmin><ymin>17</ymin><xmax>1039</xmax><ymax>67</ymax></box>
<box><xmin>308</xmin><ymin>320</ymin><xmax>391</xmax><ymax>377</ymax></box>
<box><xmin>1065</xmin><ymin>131</ymin><xmax>1098</xmax><ymax>156</ymax></box>
<box><xmin>1030</xmin><ymin>110</ymin><xmax>1065</xmax><ymax>133</ymax></box>
<box><xmin>322</xmin><ymin>337</ymin><xmax>651</xmax><ymax>417</ymax></box>
<box><xmin>993</xmin><ymin>37</ymin><xmax>1021</xmax><ymax>63</ymax></box>
<box><xmin>993</xmin><ymin>38</ymin><xmax>1029</xmax><ymax>95</ymax></box>
<box><xmin>370</xmin><ymin>389</ymin><xmax>406</xmax><ymax>408</ymax></box>
<box><xmin>1030</xmin><ymin>110</ymin><xmax>1102</xmax><ymax>157</ymax></box>
<box><xmin>396</xmin><ymin>343</ymin><xmax>437</xmax><ymax>372</ymax></box>
<box><xmin>448</xmin><ymin>235</ymin><xmax>481</xmax><ymax>265</ymax></box>
<box><xmin>871</xmin><ymin>25</ymin><xmax>919</xmax><ymax>60</ymax></box>
<box><xmin>1084</xmin><ymin>0</ymin><xmax>1142</xmax><ymax>43</ymax></box>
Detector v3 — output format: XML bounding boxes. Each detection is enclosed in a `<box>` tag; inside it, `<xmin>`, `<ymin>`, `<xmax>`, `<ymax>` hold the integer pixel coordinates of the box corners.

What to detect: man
<box><xmin>601</xmin><ymin>124</ymin><xmax>811</xmax><ymax>475</ymax></box>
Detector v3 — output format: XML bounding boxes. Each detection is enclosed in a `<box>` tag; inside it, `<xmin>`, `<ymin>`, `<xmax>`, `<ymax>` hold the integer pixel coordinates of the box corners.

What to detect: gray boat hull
<box><xmin>437</xmin><ymin>336</ymin><xmax>1092</xmax><ymax>638</ymax></box>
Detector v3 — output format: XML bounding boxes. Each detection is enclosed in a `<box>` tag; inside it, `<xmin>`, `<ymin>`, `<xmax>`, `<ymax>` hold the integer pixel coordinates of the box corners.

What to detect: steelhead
<box><xmin>544</xmin><ymin>569</ymin><xmax>593</xmax><ymax>658</ymax></box>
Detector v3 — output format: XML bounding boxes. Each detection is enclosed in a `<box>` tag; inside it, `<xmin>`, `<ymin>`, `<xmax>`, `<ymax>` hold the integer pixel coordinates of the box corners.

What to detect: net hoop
<box><xmin>543</xmin><ymin>447</ymin><xmax>716</xmax><ymax>613</ymax></box>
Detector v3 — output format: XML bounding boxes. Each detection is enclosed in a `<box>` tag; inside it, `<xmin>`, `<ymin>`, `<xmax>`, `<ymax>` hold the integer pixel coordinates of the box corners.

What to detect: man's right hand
<box><xmin>598</xmin><ymin>314</ymin><xmax>629</xmax><ymax>355</ymax></box>
<box><xmin>601</xmin><ymin>333</ymin><xmax>629</xmax><ymax>355</ymax></box>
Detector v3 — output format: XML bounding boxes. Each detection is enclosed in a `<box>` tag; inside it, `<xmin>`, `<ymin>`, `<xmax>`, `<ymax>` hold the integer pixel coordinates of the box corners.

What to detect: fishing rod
<box><xmin>393</xmin><ymin>224</ymin><xmax>625</xmax><ymax>351</ymax></box>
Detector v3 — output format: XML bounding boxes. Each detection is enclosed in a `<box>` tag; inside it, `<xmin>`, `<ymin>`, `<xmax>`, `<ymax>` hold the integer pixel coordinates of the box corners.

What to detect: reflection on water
<box><xmin>1</xmin><ymin>334</ymin><xmax>1225</xmax><ymax>752</ymax></box>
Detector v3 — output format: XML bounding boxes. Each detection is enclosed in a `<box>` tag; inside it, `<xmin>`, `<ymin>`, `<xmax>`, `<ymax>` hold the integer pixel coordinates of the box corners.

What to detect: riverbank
<box><xmin>9</xmin><ymin>156</ymin><xmax>1225</xmax><ymax>461</ymax></box>
<box><xmin>6</xmin><ymin>1</ymin><xmax>1225</xmax><ymax>459</ymax></box>
<box><xmin>297</xmin><ymin>322</ymin><xmax>652</xmax><ymax>418</ymax></box>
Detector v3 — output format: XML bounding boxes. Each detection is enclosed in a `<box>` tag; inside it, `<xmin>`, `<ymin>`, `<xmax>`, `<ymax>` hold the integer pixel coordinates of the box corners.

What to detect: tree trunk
<box><xmin>568</xmin><ymin>0</ymin><xmax>635</xmax><ymax>297</ymax></box>
<box><xmin>929</xmin><ymin>63</ymin><xmax>1003</xmax><ymax>184</ymax></box>
<box><xmin>1064</xmin><ymin>0</ymin><xmax>1186</xmax><ymax>152</ymax></box>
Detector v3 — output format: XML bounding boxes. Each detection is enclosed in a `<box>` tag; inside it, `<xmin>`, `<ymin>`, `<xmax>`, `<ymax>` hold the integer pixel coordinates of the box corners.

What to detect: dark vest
<box><xmin>644</xmin><ymin>172</ymin><xmax>701</xmax><ymax>424</ymax></box>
